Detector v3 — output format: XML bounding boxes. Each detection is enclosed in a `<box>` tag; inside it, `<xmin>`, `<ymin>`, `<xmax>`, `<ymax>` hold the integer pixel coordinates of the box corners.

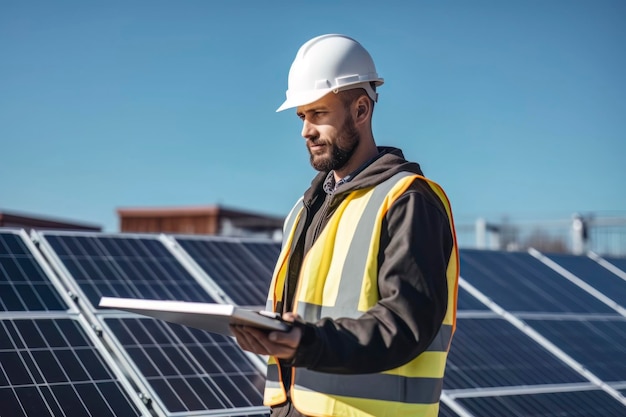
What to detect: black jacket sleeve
<box><xmin>288</xmin><ymin>184</ymin><xmax>453</xmax><ymax>374</ymax></box>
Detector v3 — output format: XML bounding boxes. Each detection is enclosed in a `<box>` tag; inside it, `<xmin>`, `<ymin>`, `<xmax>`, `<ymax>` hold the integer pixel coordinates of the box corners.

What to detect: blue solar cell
<box><xmin>460</xmin><ymin>249</ymin><xmax>615</xmax><ymax>313</ymax></box>
<box><xmin>240</xmin><ymin>241</ymin><xmax>281</xmax><ymax>268</ymax></box>
<box><xmin>0</xmin><ymin>232</ymin><xmax>67</xmax><ymax>311</ymax></box>
<box><xmin>457</xmin><ymin>389</ymin><xmax>626</xmax><ymax>417</ymax></box>
<box><xmin>0</xmin><ymin>232</ymin><xmax>29</xmax><ymax>255</ymax></box>
<box><xmin>547</xmin><ymin>253</ymin><xmax>626</xmax><ymax>307</ymax></box>
<box><xmin>0</xmin><ymin>318</ymin><xmax>142</xmax><ymax>417</ymax></box>
<box><xmin>105</xmin><ymin>317</ymin><xmax>267</xmax><ymax>414</ymax></box>
<box><xmin>43</xmin><ymin>234</ymin><xmax>217</xmax><ymax>307</ymax></box>
<box><xmin>445</xmin><ymin>318</ymin><xmax>585</xmax><ymax>389</ymax></box>
<box><xmin>527</xmin><ymin>318</ymin><xmax>626</xmax><ymax>382</ymax></box>
<box><xmin>175</xmin><ymin>237</ymin><xmax>278</xmax><ymax>306</ymax></box>
<box><xmin>457</xmin><ymin>286</ymin><xmax>489</xmax><ymax>310</ymax></box>
<box><xmin>603</xmin><ymin>256</ymin><xmax>626</xmax><ymax>276</ymax></box>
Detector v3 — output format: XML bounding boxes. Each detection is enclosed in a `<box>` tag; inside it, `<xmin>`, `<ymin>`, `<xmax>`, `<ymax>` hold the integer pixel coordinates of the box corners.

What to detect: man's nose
<box><xmin>301</xmin><ymin>119</ymin><xmax>317</xmax><ymax>139</ymax></box>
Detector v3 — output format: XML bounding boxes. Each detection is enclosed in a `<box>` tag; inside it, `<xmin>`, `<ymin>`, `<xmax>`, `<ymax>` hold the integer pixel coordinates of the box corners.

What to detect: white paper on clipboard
<box><xmin>98</xmin><ymin>296</ymin><xmax>290</xmax><ymax>337</ymax></box>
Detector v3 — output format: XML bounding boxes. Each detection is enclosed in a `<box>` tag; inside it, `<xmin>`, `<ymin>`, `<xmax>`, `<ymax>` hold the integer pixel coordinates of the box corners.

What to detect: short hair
<box><xmin>339</xmin><ymin>82</ymin><xmax>377</xmax><ymax>116</ymax></box>
<box><xmin>339</xmin><ymin>83</ymin><xmax>376</xmax><ymax>109</ymax></box>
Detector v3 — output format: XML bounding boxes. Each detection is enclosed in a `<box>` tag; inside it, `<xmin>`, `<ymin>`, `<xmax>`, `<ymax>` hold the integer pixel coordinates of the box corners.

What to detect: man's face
<box><xmin>296</xmin><ymin>93</ymin><xmax>360</xmax><ymax>172</ymax></box>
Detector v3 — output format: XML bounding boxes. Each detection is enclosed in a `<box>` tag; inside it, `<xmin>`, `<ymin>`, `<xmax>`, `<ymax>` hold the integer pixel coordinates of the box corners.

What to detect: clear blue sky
<box><xmin>1</xmin><ymin>0</ymin><xmax>625</xmax><ymax>232</ymax></box>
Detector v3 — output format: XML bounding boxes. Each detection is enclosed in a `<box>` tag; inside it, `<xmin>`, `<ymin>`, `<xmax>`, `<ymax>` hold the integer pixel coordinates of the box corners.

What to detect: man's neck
<box><xmin>334</xmin><ymin>140</ymin><xmax>378</xmax><ymax>182</ymax></box>
<box><xmin>332</xmin><ymin>148</ymin><xmax>381</xmax><ymax>186</ymax></box>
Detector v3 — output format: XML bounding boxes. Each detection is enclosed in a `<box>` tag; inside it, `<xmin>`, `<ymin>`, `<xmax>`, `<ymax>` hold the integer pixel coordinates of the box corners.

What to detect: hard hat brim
<box><xmin>275</xmin><ymin>80</ymin><xmax>382</xmax><ymax>113</ymax></box>
<box><xmin>276</xmin><ymin>88</ymin><xmax>332</xmax><ymax>112</ymax></box>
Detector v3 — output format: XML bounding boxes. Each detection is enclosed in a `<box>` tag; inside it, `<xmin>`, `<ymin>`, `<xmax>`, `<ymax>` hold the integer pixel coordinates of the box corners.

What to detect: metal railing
<box><xmin>455</xmin><ymin>213</ymin><xmax>626</xmax><ymax>257</ymax></box>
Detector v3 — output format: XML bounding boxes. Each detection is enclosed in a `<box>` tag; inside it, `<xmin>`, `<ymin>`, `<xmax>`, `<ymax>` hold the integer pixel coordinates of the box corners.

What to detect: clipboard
<box><xmin>98</xmin><ymin>297</ymin><xmax>291</xmax><ymax>337</ymax></box>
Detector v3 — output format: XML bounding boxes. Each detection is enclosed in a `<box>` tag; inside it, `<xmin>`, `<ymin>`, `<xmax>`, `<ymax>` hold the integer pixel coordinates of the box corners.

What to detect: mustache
<box><xmin>306</xmin><ymin>137</ymin><xmax>328</xmax><ymax>147</ymax></box>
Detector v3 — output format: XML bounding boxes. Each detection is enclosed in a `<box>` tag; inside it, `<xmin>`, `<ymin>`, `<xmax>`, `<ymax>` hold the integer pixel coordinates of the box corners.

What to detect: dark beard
<box><xmin>309</xmin><ymin>115</ymin><xmax>360</xmax><ymax>172</ymax></box>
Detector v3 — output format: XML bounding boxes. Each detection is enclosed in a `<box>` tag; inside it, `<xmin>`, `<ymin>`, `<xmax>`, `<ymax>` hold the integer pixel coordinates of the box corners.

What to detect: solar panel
<box><xmin>444</xmin><ymin>318</ymin><xmax>586</xmax><ymax>390</ymax></box>
<box><xmin>103</xmin><ymin>317</ymin><xmax>267</xmax><ymax>415</ymax></box>
<box><xmin>603</xmin><ymin>256</ymin><xmax>626</xmax><ymax>274</ymax></box>
<box><xmin>0</xmin><ymin>317</ymin><xmax>147</xmax><ymax>417</ymax></box>
<box><xmin>6</xmin><ymin>229</ymin><xmax>620</xmax><ymax>416</ymax></box>
<box><xmin>0</xmin><ymin>230</ymin><xmax>69</xmax><ymax>311</ymax></box>
<box><xmin>36</xmin><ymin>232</ymin><xmax>270</xmax><ymax>417</ymax></box>
<box><xmin>240</xmin><ymin>241</ymin><xmax>281</xmax><ymax>268</ymax></box>
<box><xmin>173</xmin><ymin>237</ymin><xmax>279</xmax><ymax>306</ymax></box>
<box><xmin>546</xmin><ymin>253</ymin><xmax>626</xmax><ymax>307</ymax></box>
<box><xmin>460</xmin><ymin>249</ymin><xmax>615</xmax><ymax>313</ymax></box>
<box><xmin>450</xmin><ymin>250</ymin><xmax>626</xmax><ymax>415</ymax></box>
<box><xmin>40</xmin><ymin>233</ymin><xmax>218</xmax><ymax>308</ymax></box>
<box><xmin>457</xmin><ymin>286</ymin><xmax>489</xmax><ymax>311</ymax></box>
<box><xmin>526</xmin><ymin>318</ymin><xmax>626</xmax><ymax>382</ymax></box>
<box><xmin>456</xmin><ymin>389</ymin><xmax>626</xmax><ymax>417</ymax></box>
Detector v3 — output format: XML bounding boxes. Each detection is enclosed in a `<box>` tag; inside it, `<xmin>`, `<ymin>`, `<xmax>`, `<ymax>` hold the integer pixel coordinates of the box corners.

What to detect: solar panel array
<box><xmin>0</xmin><ymin>230</ymin><xmax>150</xmax><ymax>417</ymax></box>
<box><xmin>448</xmin><ymin>249</ymin><xmax>626</xmax><ymax>416</ymax></box>
<box><xmin>36</xmin><ymin>231</ymin><xmax>269</xmax><ymax>417</ymax></box>
<box><xmin>1</xmin><ymin>227</ymin><xmax>626</xmax><ymax>417</ymax></box>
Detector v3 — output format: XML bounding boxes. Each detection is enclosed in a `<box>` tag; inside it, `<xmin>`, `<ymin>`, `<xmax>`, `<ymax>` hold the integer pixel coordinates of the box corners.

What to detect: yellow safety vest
<box><xmin>265</xmin><ymin>172</ymin><xmax>459</xmax><ymax>417</ymax></box>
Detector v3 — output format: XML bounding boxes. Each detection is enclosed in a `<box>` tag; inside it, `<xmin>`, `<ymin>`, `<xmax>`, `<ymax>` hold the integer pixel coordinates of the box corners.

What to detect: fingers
<box><xmin>230</xmin><ymin>325</ymin><xmax>266</xmax><ymax>353</ymax></box>
<box><xmin>268</xmin><ymin>326</ymin><xmax>301</xmax><ymax>350</ymax></box>
<box><xmin>230</xmin><ymin>324</ymin><xmax>301</xmax><ymax>360</ymax></box>
<box><xmin>281</xmin><ymin>312</ymin><xmax>298</xmax><ymax>322</ymax></box>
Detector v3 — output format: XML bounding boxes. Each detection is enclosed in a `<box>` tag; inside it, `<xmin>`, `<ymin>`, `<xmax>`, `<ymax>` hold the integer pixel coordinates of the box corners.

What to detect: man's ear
<box><xmin>354</xmin><ymin>95</ymin><xmax>371</xmax><ymax>124</ymax></box>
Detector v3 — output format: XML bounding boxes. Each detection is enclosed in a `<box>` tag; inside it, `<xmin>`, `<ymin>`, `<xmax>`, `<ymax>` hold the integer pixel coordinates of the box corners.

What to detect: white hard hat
<box><xmin>276</xmin><ymin>34</ymin><xmax>384</xmax><ymax>112</ymax></box>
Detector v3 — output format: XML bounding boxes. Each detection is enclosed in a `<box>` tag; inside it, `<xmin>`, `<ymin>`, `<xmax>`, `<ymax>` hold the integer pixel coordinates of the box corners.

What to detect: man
<box><xmin>231</xmin><ymin>34</ymin><xmax>459</xmax><ymax>417</ymax></box>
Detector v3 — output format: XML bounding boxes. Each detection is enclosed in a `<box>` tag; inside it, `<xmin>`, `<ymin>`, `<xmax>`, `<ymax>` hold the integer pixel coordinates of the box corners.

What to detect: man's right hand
<box><xmin>230</xmin><ymin>312</ymin><xmax>302</xmax><ymax>360</ymax></box>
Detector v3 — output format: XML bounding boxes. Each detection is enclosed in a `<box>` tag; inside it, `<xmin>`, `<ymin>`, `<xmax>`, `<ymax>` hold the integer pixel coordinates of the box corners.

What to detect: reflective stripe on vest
<box><xmin>264</xmin><ymin>172</ymin><xmax>459</xmax><ymax>417</ymax></box>
<box><xmin>265</xmin><ymin>198</ymin><xmax>305</xmax><ymax>313</ymax></box>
